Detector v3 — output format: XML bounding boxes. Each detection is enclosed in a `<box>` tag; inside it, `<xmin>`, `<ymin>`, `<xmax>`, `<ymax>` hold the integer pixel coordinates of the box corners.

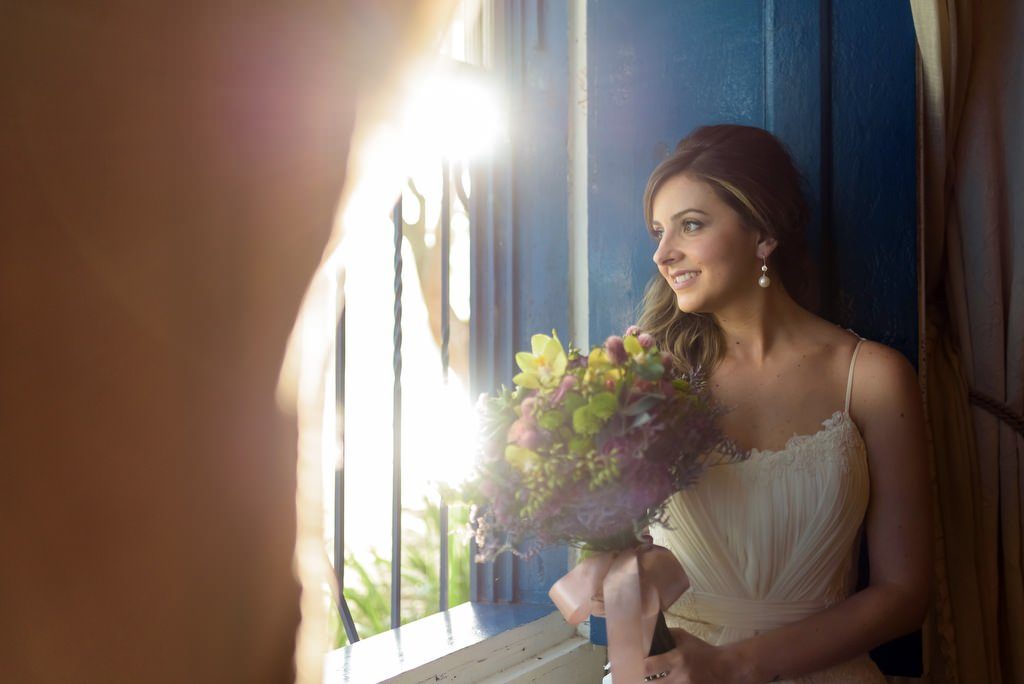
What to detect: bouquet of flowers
<box><xmin>457</xmin><ymin>328</ymin><xmax>743</xmax><ymax>683</ymax></box>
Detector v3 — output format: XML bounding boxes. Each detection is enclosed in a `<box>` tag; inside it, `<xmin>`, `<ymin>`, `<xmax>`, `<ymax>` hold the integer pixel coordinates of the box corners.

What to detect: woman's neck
<box><xmin>712</xmin><ymin>288</ymin><xmax>809</xmax><ymax>366</ymax></box>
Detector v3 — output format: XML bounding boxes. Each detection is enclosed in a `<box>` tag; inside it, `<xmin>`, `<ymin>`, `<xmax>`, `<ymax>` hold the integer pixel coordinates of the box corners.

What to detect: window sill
<box><xmin>324</xmin><ymin>602</ymin><xmax>606</xmax><ymax>683</ymax></box>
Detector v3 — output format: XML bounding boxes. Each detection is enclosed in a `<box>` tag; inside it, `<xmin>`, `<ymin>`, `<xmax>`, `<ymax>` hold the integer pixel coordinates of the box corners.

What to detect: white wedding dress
<box><xmin>650</xmin><ymin>338</ymin><xmax>887</xmax><ymax>682</ymax></box>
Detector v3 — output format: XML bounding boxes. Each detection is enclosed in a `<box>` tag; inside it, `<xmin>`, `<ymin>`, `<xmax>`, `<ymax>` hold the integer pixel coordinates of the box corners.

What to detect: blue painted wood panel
<box><xmin>510</xmin><ymin>0</ymin><xmax>571</xmax><ymax>354</ymax></box>
<box><xmin>506</xmin><ymin>0</ymin><xmax>574</xmax><ymax>606</ymax></box>
<box><xmin>470</xmin><ymin>0</ymin><xmax>571</xmax><ymax>607</ymax></box>
<box><xmin>764</xmin><ymin>0</ymin><xmax>826</xmax><ymax>263</ymax></box>
<box><xmin>829</xmin><ymin>0</ymin><xmax>918</xmax><ymax>361</ymax></box>
<box><xmin>587</xmin><ymin>0</ymin><xmax>918</xmax><ymax>364</ymax></box>
<box><xmin>588</xmin><ymin>0</ymin><xmax>765</xmax><ymax>339</ymax></box>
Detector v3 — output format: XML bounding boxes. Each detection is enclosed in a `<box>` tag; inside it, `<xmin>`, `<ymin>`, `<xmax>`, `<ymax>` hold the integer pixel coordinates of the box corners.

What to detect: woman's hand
<box><xmin>641</xmin><ymin>628</ymin><xmax>757</xmax><ymax>684</ymax></box>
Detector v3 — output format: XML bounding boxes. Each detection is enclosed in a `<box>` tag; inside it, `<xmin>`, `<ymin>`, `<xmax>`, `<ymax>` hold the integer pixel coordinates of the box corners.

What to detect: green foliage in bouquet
<box><xmin>459</xmin><ymin>328</ymin><xmax>742</xmax><ymax>560</ymax></box>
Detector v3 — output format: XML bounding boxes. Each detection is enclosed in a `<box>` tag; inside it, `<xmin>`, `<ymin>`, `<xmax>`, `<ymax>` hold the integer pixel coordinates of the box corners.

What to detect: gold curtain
<box><xmin>910</xmin><ymin>1</ymin><xmax>1024</xmax><ymax>682</ymax></box>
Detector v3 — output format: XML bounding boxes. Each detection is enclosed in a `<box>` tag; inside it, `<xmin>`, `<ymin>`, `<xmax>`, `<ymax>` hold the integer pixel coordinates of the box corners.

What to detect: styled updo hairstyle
<box><xmin>637</xmin><ymin>124</ymin><xmax>815</xmax><ymax>377</ymax></box>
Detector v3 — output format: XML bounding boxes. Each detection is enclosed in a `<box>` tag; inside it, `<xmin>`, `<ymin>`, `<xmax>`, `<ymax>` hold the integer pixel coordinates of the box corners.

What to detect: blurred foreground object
<box><xmin>0</xmin><ymin>2</ymin><xmax>455</xmax><ymax>682</ymax></box>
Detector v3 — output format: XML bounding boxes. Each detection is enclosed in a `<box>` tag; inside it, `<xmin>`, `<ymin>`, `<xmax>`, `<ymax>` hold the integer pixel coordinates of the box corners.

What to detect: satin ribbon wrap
<box><xmin>548</xmin><ymin>545</ymin><xmax>688</xmax><ymax>684</ymax></box>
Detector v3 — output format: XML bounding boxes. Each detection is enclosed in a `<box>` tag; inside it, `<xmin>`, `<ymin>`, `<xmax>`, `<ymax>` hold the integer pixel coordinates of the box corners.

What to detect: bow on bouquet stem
<box><xmin>549</xmin><ymin>538</ymin><xmax>688</xmax><ymax>683</ymax></box>
<box><xmin>451</xmin><ymin>329</ymin><xmax>745</xmax><ymax>682</ymax></box>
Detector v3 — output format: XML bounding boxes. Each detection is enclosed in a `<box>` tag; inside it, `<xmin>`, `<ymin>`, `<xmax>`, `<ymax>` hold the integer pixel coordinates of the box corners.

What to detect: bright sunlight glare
<box><xmin>329</xmin><ymin>58</ymin><xmax>499</xmax><ymax>561</ymax></box>
<box><xmin>399</xmin><ymin>64</ymin><xmax>505</xmax><ymax>170</ymax></box>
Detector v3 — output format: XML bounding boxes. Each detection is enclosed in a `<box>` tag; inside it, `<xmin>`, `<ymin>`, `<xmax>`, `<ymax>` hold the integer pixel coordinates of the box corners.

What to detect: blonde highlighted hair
<box><xmin>637</xmin><ymin>124</ymin><xmax>815</xmax><ymax>378</ymax></box>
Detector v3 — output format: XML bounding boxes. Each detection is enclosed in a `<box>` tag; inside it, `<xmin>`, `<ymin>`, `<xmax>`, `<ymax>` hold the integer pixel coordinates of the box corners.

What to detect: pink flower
<box><xmin>551</xmin><ymin>374</ymin><xmax>577</xmax><ymax>405</ymax></box>
<box><xmin>625</xmin><ymin>325</ymin><xmax>641</xmax><ymax>337</ymax></box>
<box><xmin>605</xmin><ymin>335</ymin><xmax>628</xmax><ymax>365</ymax></box>
<box><xmin>508</xmin><ymin>416</ymin><xmax>545</xmax><ymax>450</ymax></box>
<box><xmin>520</xmin><ymin>396</ymin><xmax>538</xmax><ymax>418</ymax></box>
<box><xmin>638</xmin><ymin>332</ymin><xmax>655</xmax><ymax>349</ymax></box>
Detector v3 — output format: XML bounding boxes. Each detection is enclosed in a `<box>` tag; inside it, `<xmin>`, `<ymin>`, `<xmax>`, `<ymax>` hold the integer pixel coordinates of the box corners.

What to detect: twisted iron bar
<box><xmin>391</xmin><ymin>203</ymin><xmax>403</xmax><ymax>630</ymax></box>
<box><xmin>439</xmin><ymin>159</ymin><xmax>452</xmax><ymax>612</ymax></box>
<box><xmin>441</xmin><ymin>159</ymin><xmax>451</xmax><ymax>384</ymax></box>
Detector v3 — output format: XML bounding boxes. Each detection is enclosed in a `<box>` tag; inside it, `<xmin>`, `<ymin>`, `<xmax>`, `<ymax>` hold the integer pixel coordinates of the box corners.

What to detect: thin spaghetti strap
<box><xmin>844</xmin><ymin>338</ymin><xmax>865</xmax><ymax>414</ymax></box>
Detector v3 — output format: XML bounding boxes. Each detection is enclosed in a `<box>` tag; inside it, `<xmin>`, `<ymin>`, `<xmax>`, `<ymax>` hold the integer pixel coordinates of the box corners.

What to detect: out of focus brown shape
<box><xmin>0</xmin><ymin>3</ymin><xmax>362</xmax><ymax>682</ymax></box>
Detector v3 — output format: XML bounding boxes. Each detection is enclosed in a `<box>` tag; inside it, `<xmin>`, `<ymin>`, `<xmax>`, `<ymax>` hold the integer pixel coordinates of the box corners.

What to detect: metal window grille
<box><xmin>333</xmin><ymin>157</ymin><xmax>475</xmax><ymax>641</ymax></box>
<box><xmin>331</xmin><ymin>1</ymin><xmax>492</xmax><ymax>643</ymax></box>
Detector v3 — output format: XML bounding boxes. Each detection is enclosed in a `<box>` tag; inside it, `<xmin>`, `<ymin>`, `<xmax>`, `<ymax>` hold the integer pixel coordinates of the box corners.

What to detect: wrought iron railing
<box><xmin>333</xmin><ymin>157</ymin><xmax>470</xmax><ymax>641</ymax></box>
<box><xmin>331</xmin><ymin>0</ymin><xmax>492</xmax><ymax>643</ymax></box>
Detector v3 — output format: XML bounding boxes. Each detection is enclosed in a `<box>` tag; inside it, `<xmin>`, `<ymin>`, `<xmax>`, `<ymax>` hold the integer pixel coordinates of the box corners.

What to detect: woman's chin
<box><xmin>675</xmin><ymin>292</ymin><xmax>703</xmax><ymax>314</ymax></box>
<box><xmin>676</xmin><ymin>300</ymin><xmax>702</xmax><ymax>314</ymax></box>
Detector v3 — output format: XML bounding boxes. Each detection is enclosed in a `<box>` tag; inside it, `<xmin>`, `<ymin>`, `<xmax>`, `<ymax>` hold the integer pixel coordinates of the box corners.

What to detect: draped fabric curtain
<box><xmin>289</xmin><ymin>2</ymin><xmax>460</xmax><ymax>681</ymax></box>
<box><xmin>910</xmin><ymin>1</ymin><xmax>1024</xmax><ymax>682</ymax></box>
<box><xmin>2</xmin><ymin>3</ymin><xmax>459</xmax><ymax>682</ymax></box>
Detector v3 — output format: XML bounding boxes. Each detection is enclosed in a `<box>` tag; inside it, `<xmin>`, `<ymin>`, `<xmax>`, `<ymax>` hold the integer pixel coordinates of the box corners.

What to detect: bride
<box><xmin>637</xmin><ymin>125</ymin><xmax>930</xmax><ymax>683</ymax></box>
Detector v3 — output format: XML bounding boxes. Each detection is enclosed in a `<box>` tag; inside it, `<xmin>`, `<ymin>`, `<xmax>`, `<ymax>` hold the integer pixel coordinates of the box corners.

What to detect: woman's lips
<box><xmin>668</xmin><ymin>271</ymin><xmax>700</xmax><ymax>290</ymax></box>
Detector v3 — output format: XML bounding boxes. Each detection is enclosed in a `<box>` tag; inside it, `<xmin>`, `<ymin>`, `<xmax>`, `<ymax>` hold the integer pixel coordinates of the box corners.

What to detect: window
<box><xmin>315</xmin><ymin>3</ymin><xmax>606</xmax><ymax>680</ymax></box>
<box><xmin>328</xmin><ymin>0</ymin><xmax>497</xmax><ymax>646</ymax></box>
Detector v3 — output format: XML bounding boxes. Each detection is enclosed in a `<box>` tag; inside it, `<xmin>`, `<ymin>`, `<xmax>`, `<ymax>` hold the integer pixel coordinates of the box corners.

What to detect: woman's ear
<box><xmin>756</xmin><ymin>235</ymin><xmax>778</xmax><ymax>260</ymax></box>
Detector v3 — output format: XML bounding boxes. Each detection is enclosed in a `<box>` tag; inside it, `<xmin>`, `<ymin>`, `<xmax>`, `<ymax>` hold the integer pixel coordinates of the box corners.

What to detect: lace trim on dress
<box><xmin>748</xmin><ymin>409</ymin><xmax>849</xmax><ymax>458</ymax></box>
<box><xmin>736</xmin><ymin>410</ymin><xmax>865</xmax><ymax>483</ymax></box>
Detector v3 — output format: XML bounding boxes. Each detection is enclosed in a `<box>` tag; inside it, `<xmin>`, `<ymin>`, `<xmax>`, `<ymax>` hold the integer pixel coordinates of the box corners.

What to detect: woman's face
<box><xmin>650</xmin><ymin>173</ymin><xmax>763</xmax><ymax>314</ymax></box>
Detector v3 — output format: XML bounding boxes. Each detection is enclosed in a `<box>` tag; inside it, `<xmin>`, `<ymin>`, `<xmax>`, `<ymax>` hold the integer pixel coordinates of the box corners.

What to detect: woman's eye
<box><xmin>682</xmin><ymin>220</ymin><xmax>702</xmax><ymax>233</ymax></box>
<box><xmin>651</xmin><ymin>227</ymin><xmax>664</xmax><ymax>240</ymax></box>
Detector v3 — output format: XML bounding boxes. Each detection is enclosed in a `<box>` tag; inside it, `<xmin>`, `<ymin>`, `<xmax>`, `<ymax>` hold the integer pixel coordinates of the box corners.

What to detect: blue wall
<box><xmin>829</xmin><ymin>1</ymin><xmax>917</xmax><ymax>356</ymax></box>
<box><xmin>587</xmin><ymin>0</ymin><xmax>918</xmax><ymax>363</ymax></box>
<box><xmin>587</xmin><ymin>0</ymin><xmax>765</xmax><ymax>340</ymax></box>
<box><xmin>470</xmin><ymin>0</ymin><xmax>574</xmax><ymax>607</ymax></box>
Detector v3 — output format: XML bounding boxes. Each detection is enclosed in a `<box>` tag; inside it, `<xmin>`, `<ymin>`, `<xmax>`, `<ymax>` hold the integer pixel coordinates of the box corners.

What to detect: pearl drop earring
<box><xmin>758</xmin><ymin>256</ymin><xmax>771</xmax><ymax>288</ymax></box>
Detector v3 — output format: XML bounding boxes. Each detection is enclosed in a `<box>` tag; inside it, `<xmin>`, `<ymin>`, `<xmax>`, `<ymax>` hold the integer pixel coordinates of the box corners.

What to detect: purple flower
<box><xmin>625</xmin><ymin>325</ymin><xmax>641</xmax><ymax>337</ymax></box>
<box><xmin>638</xmin><ymin>332</ymin><xmax>655</xmax><ymax>349</ymax></box>
<box><xmin>605</xmin><ymin>335</ymin><xmax>628</xmax><ymax>365</ymax></box>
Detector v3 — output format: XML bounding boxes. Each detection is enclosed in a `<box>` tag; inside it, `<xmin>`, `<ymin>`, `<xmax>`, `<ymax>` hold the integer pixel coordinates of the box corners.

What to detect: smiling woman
<box><xmin>632</xmin><ymin>125</ymin><xmax>931</xmax><ymax>684</ymax></box>
<box><xmin>639</xmin><ymin>126</ymin><xmax>816</xmax><ymax>381</ymax></box>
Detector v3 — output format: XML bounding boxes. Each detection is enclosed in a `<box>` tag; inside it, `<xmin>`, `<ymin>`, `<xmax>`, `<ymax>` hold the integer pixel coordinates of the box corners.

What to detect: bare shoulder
<box><xmin>848</xmin><ymin>339</ymin><xmax>931</xmax><ymax>607</ymax></box>
<box><xmin>848</xmin><ymin>339</ymin><xmax>923</xmax><ymax>442</ymax></box>
<box><xmin>852</xmin><ymin>340</ymin><xmax>919</xmax><ymax>398</ymax></box>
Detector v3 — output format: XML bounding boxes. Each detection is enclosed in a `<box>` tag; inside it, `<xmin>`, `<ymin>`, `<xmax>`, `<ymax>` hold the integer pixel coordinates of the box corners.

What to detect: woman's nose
<box><xmin>652</xmin><ymin>236</ymin><xmax>678</xmax><ymax>266</ymax></box>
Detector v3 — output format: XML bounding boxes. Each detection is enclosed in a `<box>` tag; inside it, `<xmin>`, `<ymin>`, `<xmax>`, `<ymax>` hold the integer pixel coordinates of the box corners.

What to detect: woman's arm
<box><xmin>645</xmin><ymin>341</ymin><xmax>932</xmax><ymax>684</ymax></box>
